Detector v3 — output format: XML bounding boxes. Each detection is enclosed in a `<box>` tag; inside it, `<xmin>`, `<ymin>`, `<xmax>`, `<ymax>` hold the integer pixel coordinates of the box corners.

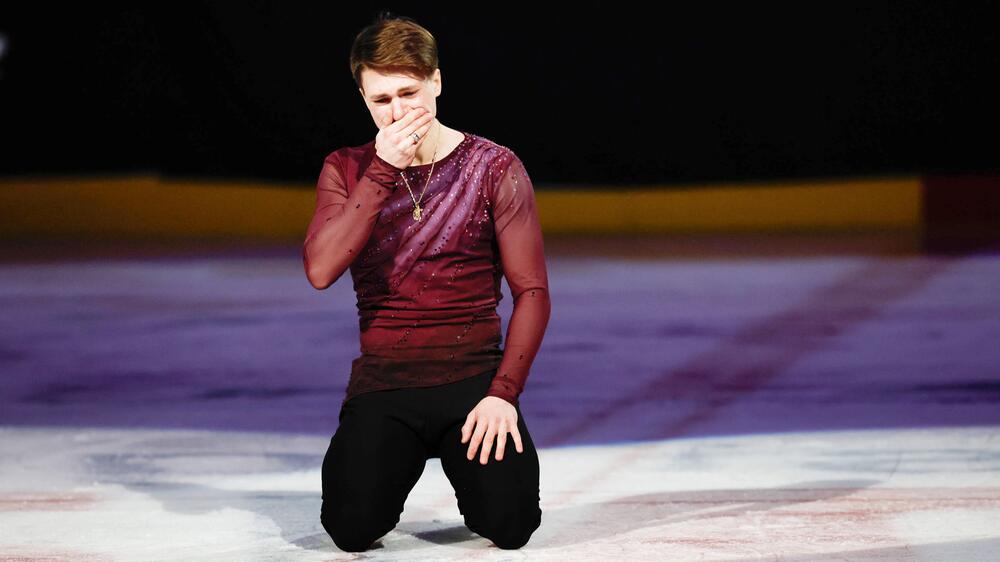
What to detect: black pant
<box><xmin>320</xmin><ymin>369</ymin><xmax>542</xmax><ymax>551</ymax></box>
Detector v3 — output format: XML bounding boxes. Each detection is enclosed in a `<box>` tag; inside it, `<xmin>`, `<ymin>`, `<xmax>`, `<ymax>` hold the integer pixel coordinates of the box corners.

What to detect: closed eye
<box><xmin>375</xmin><ymin>91</ymin><xmax>418</xmax><ymax>103</ymax></box>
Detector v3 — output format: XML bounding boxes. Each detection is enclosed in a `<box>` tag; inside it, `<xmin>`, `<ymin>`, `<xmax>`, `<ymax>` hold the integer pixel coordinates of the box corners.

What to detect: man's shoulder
<box><xmin>324</xmin><ymin>138</ymin><xmax>375</xmax><ymax>164</ymax></box>
<box><xmin>464</xmin><ymin>132</ymin><xmax>519</xmax><ymax>167</ymax></box>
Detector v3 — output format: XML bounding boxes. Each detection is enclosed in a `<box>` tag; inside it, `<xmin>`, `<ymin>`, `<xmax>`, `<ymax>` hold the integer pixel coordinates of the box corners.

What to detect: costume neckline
<box><xmin>404</xmin><ymin>131</ymin><xmax>470</xmax><ymax>169</ymax></box>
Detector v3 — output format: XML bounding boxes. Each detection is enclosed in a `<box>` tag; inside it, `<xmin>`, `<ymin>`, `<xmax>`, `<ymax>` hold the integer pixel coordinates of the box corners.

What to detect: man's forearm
<box><xmin>485</xmin><ymin>287</ymin><xmax>551</xmax><ymax>405</ymax></box>
<box><xmin>303</xmin><ymin>155</ymin><xmax>400</xmax><ymax>289</ymax></box>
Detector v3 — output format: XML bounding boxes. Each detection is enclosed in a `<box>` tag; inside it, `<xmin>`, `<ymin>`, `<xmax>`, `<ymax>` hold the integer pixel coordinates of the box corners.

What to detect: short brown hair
<box><xmin>350</xmin><ymin>11</ymin><xmax>439</xmax><ymax>94</ymax></box>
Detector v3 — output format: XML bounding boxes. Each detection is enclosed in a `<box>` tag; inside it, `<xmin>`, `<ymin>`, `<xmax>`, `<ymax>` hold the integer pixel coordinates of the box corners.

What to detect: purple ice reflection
<box><xmin>1</xmin><ymin>240</ymin><xmax>998</xmax><ymax>449</ymax></box>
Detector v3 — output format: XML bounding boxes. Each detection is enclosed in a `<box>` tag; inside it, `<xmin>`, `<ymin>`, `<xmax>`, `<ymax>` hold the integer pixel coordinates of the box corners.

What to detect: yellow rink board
<box><xmin>0</xmin><ymin>174</ymin><xmax>922</xmax><ymax>240</ymax></box>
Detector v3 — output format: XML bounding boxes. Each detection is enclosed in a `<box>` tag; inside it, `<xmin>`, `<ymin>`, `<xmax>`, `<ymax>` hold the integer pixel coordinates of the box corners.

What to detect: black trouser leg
<box><xmin>320</xmin><ymin>394</ymin><xmax>428</xmax><ymax>552</ymax></box>
<box><xmin>437</xmin><ymin>401</ymin><xmax>542</xmax><ymax>550</ymax></box>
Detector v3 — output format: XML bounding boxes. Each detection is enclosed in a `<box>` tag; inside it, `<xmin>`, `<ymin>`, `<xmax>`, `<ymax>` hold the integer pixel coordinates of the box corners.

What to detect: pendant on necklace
<box><xmin>412</xmin><ymin>205</ymin><xmax>422</xmax><ymax>221</ymax></box>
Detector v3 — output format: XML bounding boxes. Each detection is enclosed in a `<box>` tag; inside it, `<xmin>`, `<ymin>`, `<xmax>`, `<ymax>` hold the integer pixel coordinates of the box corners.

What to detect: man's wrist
<box><xmin>364</xmin><ymin>153</ymin><xmax>402</xmax><ymax>190</ymax></box>
<box><xmin>485</xmin><ymin>389</ymin><xmax>519</xmax><ymax>408</ymax></box>
<box><xmin>372</xmin><ymin>152</ymin><xmax>403</xmax><ymax>172</ymax></box>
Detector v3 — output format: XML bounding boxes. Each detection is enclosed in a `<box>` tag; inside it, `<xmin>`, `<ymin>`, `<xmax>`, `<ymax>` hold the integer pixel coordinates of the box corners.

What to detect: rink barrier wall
<box><xmin>0</xmin><ymin>173</ymin><xmax>996</xmax><ymax>245</ymax></box>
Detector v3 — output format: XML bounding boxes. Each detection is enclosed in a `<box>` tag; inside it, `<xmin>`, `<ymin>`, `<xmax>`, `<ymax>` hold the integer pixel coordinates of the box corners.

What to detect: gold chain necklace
<box><xmin>399</xmin><ymin>121</ymin><xmax>441</xmax><ymax>222</ymax></box>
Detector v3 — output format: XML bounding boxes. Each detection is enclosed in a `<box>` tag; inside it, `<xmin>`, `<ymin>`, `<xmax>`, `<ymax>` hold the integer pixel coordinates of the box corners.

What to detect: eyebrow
<box><xmin>369</xmin><ymin>85</ymin><xmax>419</xmax><ymax>100</ymax></box>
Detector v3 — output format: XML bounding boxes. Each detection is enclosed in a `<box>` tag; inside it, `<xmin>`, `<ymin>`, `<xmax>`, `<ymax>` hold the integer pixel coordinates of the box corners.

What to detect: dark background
<box><xmin>1</xmin><ymin>3</ymin><xmax>997</xmax><ymax>188</ymax></box>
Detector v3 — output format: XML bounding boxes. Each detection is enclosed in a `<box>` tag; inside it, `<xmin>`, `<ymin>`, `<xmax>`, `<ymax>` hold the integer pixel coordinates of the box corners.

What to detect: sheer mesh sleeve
<box><xmin>485</xmin><ymin>153</ymin><xmax>552</xmax><ymax>406</ymax></box>
<box><xmin>303</xmin><ymin>152</ymin><xmax>401</xmax><ymax>289</ymax></box>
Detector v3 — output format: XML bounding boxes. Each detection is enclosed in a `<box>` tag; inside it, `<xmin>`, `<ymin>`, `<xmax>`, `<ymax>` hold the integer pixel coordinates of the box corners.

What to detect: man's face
<box><xmin>359</xmin><ymin>68</ymin><xmax>442</xmax><ymax>131</ymax></box>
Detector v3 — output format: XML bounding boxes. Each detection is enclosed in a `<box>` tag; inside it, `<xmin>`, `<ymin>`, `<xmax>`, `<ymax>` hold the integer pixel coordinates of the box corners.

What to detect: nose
<box><xmin>392</xmin><ymin>100</ymin><xmax>409</xmax><ymax>122</ymax></box>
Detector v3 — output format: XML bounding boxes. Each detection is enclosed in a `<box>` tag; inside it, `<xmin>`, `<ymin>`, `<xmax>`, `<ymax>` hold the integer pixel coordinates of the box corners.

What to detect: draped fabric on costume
<box><xmin>303</xmin><ymin>131</ymin><xmax>550</xmax><ymax>408</ymax></box>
